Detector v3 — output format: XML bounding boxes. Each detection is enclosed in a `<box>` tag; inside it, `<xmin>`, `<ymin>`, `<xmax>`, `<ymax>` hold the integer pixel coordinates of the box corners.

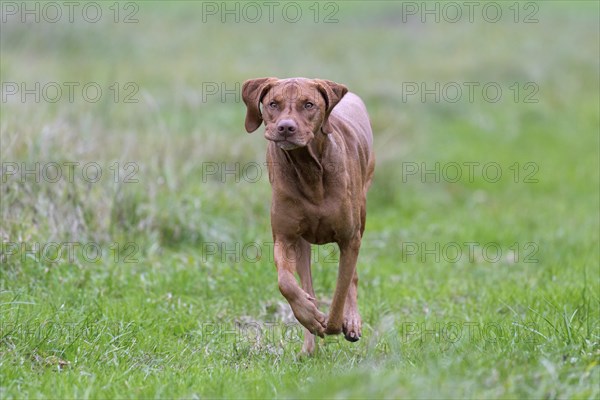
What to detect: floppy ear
<box><xmin>242</xmin><ymin>77</ymin><xmax>277</xmax><ymax>133</ymax></box>
<box><xmin>315</xmin><ymin>79</ymin><xmax>348</xmax><ymax>134</ymax></box>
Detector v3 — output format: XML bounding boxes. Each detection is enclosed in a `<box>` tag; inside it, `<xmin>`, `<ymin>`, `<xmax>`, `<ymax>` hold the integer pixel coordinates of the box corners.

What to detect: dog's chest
<box><xmin>298</xmin><ymin>196</ymin><xmax>354</xmax><ymax>244</ymax></box>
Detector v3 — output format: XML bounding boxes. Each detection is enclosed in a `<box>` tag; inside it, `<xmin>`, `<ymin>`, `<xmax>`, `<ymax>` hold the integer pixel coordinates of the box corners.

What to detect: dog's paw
<box><xmin>342</xmin><ymin>312</ymin><xmax>362</xmax><ymax>342</ymax></box>
<box><xmin>291</xmin><ymin>296</ymin><xmax>326</xmax><ymax>338</ymax></box>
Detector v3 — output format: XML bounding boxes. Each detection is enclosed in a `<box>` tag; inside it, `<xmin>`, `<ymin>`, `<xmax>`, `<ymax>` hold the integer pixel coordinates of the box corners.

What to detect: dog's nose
<box><xmin>277</xmin><ymin>119</ymin><xmax>297</xmax><ymax>137</ymax></box>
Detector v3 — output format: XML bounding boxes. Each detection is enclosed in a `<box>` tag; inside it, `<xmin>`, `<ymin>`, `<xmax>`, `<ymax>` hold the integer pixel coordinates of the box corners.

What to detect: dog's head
<box><xmin>242</xmin><ymin>77</ymin><xmax>347</xmax><ymax>150</ymax></box>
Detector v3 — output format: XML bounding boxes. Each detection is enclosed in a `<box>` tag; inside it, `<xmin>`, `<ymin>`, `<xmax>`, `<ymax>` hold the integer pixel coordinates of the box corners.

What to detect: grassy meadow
<box><xmin>1</xmin><ymin>1</ymin><xmax>599</xmax><ymax>398</ymax></box>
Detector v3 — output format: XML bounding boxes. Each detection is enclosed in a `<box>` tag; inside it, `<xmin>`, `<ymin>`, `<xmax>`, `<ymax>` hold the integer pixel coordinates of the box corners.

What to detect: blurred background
<box><xmin>2</xmin><ymin>2</ymin><xmax>597</xmax><ymax>246</ymax></box>
<box><xmin>1</xmin><ymin>1</ymin><xmax>598</xmax><ymax>398</ymax></box>
<box><xmin>2</xmin><ymin>2</ymin><xmax>598</xmax><ymax>246</ymax></box>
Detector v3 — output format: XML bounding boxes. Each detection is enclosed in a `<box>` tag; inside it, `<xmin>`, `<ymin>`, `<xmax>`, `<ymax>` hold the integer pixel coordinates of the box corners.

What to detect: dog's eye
<box><xmin>269</xmin><ymin>101</ymin><xmax>278</xmax><ymax>109</ymax></box>
<box><xmin>304</xmin><ymin>102</ymin><xmax>314</xmax><ymax>109</ymax></box>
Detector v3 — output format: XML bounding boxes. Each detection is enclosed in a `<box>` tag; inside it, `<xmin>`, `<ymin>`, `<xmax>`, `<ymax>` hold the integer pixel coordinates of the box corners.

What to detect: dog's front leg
<box><xmin>274</xmin><ymin>238</ymin><xmax>326</xmax><ymax>338</ymax></box>
<box><xmin>325</xmin><ymin>236</ymin><xmax>361</xmax><ymax>336</ymax></box>
<box><xmin>342</xmin><ymin>269</ymin><xmax>362</xmax><ymax>342</ymax></box>
<box><xmin>295</xmin><ymin>238</ymin><xmax>319</xmax><ymax>354</ymax></box>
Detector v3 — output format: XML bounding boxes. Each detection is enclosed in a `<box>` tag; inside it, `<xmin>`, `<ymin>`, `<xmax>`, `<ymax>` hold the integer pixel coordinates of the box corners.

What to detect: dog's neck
<box><xmin>269</xmin><ymin>132</ymin><xmax>328</xmax><ymax>202</ymax></box>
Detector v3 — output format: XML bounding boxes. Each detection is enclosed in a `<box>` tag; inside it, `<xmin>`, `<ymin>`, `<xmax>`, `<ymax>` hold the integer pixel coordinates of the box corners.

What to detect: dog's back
<box><xmin>329</xmin><ymin>92</ymin><xmax>375</xmax><ymax>192</ymax></box>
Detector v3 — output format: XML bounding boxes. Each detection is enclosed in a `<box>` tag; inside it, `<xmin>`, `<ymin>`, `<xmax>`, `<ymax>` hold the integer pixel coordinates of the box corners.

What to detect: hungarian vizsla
<box><xmin>242</xmin><ymin>77</ymin><xmax>375</xmax><ymax>354</ymax></box>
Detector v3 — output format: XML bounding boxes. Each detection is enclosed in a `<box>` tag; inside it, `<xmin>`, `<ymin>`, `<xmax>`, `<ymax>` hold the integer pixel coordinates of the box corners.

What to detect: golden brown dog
<box><xmin>242</xmin><ymin>77</ymin><xmax>375</xmax><ymax>354</ymax></box>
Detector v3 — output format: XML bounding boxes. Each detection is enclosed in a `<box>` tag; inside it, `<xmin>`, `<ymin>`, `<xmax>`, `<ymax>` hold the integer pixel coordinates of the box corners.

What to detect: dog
<box><xmin>242</xmin><ymin>77</ymin><xmax>375</xmax><ymax>354</ymax></box>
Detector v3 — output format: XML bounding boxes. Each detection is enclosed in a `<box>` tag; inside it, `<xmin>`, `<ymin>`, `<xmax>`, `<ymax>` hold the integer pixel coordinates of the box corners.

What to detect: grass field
<box><xmin>1</xmin><ymin>1</ymin><xmax>599</xmax><ymax>398</ymax></box>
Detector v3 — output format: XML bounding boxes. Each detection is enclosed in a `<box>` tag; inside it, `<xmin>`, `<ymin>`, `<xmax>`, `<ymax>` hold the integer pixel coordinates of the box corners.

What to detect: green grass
<box><xmin>1</xmin><ymin>1</ymin><xmax>598</xmax><ymax>398</ymax></box>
